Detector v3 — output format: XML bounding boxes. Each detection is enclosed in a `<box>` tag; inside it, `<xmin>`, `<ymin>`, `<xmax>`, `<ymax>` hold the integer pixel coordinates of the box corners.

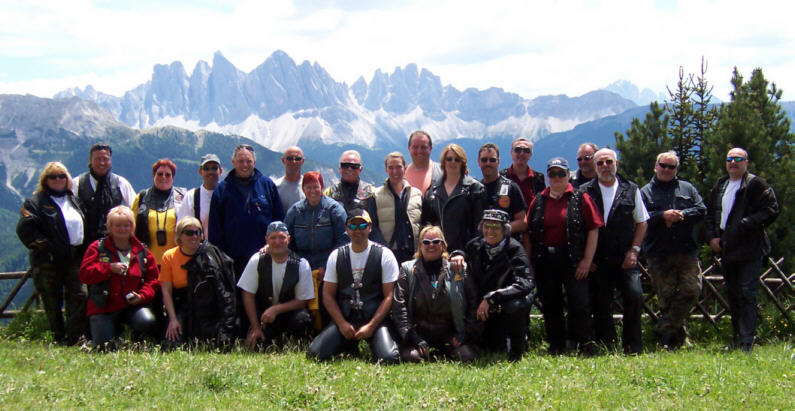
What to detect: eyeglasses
<box><xmin>421</xmin><ymin>238</ymin><xmax>443</xmax><ymax>246</ymax></box>
<box><xmin>513</xmin><ymin>147</ymin><xmax>531</xmax><ymax>154</ymax></box>
<box><xmin>445</xmin><ymin>156</ymin><xmax>462</xmax><ymax>163</ymax></box>
<box><xmin>347</xmin><ymin>222</ymin><xmax>370</xmax><ymax>231</ymax></box>
<box><xmin>479</xmin><ymin>157</ymin><xmax>498</xmax><ymax>163</ymax></box>
<box><xmin>657</xmin><ymin>162</ymin><xmax>677</xmax><ymax>170</ymax></box>
<box><xmin>577</xmin><ymin>155</ymin><xmax>593</xmax><ymax>162</ymax></box>
<box><xmin>156</xmin><ymin>172</ymin><xmax>173</xmax><ymax>178</ymax></box>
<box><xmin>182</xmin><ymin>229</ymin><xmax>202</xmax><ymax>237</ymax></box>
<box><xmin>482</xmin><ymin>222</ymin><xmax>503</xmax><ymax>231</ymax></box>
<box><xmin>547</xmin><ymin>170</ymin><xmax>568</xmax><ymax>179</ymax></box>
<box><xmin>596</xmin><ymin>159</ymin><xmax>614</xmax><ymax>167</ymax></box>
<box><xmin>340</xmin><ymin>162</ymin><xmax>361</xmax><ymax>170</ymax></box>
<box><xmin>726</xmin><ymin>156</ymin><xmax>746</xmax><ymax>163</ymax></box>
<box><xmin>285</xmin><ymin>156</ymin><xmax>303</xmax><ymax>162</ymax></box>
<box><xmin>202</xmin><ymin>165</ymin><xmax>219</xmax><ymax>171</ymax></box>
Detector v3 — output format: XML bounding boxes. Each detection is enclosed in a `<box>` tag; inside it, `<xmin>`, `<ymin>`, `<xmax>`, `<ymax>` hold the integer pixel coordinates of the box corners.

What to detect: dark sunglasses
<box><xmin>547</xmin><ymin>170</ymin><xmax>568</xmax><ymax>179</ymax></box>
<box><xmin>726</xmin><ymin>156</ymin><xmax>746</xmax><ymax>163</ymax></box>
<box><xmin>479</xmin><ymin>157</ymin><xmax>498</xmax><ymax>163</ymax></box>
<box><xmin>202</xmin><ymin>165</ymin><xmax>219</xmax><ymax>171</ymax></box>
<box><xmin>156</xmin><ymin>172</ymin><xmax>173</xmax><ymax>178</ymax></box>
<box><xmin>182</xmin><ymin>229</ymin><xmax>202</xmax><ymax>237</ymax></box>
<box><xmin>513</xmin><ymin>147</ymin><xmax>532</xmax><ymax>154</ymax></box>
<box><xmin>657</xmin><ymin>162</ymin><xmax>677</xmax><ymax>170</ymax></box>
<box><xmin>421</xmin><ymin>238</ymin><xmax>443</xmax><ymax>245</ymax></box>
<box><xmin>347</xmin><ymin>222</ymin><xmax>370</xmax><ymax>231</ymax></box>
<box><xmin>445</xmin><ymin>156</ymin><xmax>462</xmax><ymax>163</ymax></box>
<box><xmin>46</xmin><ymin>174</ymin><xmax>68</xmax><ymax>180</ymax></box>
<box><xmin>285</xmin><ymin>156</ymin><xmax>303</xmax><ymax>162</ymax></box>
<box><xmin>596</xmin><ymin>159</ymin><xmax>614</xmax><ymax>167</ymax></box>
<box><xmin>577</xmin><ymin>155</ymin><xmax>593</xmax><ymax>162</ymax></box>
<box><xmin>340</xmin><ymin>162</ymin><xmax>361</xmax><ymax>170</ymax></box>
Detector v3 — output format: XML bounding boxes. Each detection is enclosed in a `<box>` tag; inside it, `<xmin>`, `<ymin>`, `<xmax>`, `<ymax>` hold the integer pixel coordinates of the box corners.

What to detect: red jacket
<box><xmin>79</xmin><ymin>236</ymin><xmax>160</xmax><ymax>316</ymax></box>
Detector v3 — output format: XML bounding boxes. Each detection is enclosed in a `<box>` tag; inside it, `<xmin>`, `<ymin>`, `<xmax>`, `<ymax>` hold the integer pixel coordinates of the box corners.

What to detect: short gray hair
<box><xmin>656</xmin><ymin>151</ymin><xmax>679</xmax><ymax>167</ymax></box>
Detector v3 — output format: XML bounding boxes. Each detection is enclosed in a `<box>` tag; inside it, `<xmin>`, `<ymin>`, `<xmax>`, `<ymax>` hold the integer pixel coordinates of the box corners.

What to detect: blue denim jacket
<box><xmin>285</xmin><ymin>195</ymin><xmax>348</xmax><ymax>269</ymax></box>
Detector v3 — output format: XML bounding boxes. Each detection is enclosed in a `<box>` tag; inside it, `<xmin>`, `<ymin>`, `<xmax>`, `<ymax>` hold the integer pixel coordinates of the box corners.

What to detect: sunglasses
<box><xmin>596</xmin><ymin>159</ymin><xmax>614</xmax><ymax>167</ymax></box>
<box><xmin>577</xmin><ymin>155</ymin><xmax>593</xmax><ymax>162</ymax></box>
<box><xmin>182</xmin><ymin>229</ymin><xmax>202</xmax><ymax>237</ymax></box>
<box><xmin>156</xmin><ymin>172</ymin><xmax>173</xmax><ymax>178</ymax></box>
<box><xmin>657</xmin><ymin>162</ymin><xmax>677</xmax><ymax>170</ymax></box>
<box><xmin>421</xmin><ymin>238</ymin><xmax>443</xmax><ymax>246</ymax></box>
<box><xmin>347</xmin><ymin>222</ymin><xmax>370</xmax><ymax>231</ymax></box>
<box><xmin>547</xmin><ymin>170</ymin><xmax>568</xmax><ymax>178</ymax></box>
<box><xmin>340</xmin><ymin>162</ymin><xmax>361</xmax><ymax>170</ymax></box>
<box><xmin>513</xmin><ymin>147</ymin><xmax>531</xmax><ymax>154</ymax></box>
<box><xmin>445</xmin><ymin>156</ymin><xmax>462</xmax><ymax>163</ymax></box>
<box><xmin>726</xmin><ymin>156</ymin><xmax>746</xmax><ymax>163</ymax></box>
<box><xmin>479</xmin><ymin>157</ymin><xmax>498</xmax><ymax>163</ymax></box>
<box><xmin>46</xmin><ymin>174</ymin><xmax>68</xmax><ymax>180</ymax></box>
<box><xmin>285</xmin><ymin>156</ymin><xmax>303</xmax><ymax>162</ymax></box>
<box><xmin>202</xmin><ymin>165</ymin><xmax>219</xmax><ymax>171</ymax></box>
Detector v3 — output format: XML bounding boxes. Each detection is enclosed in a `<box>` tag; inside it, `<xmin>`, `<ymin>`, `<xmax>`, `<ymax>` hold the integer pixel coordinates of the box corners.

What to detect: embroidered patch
<box><xmin>498</xmin><ymin>196</ymin><xmax>511</xmax><ymax>209</ymax></box>
<box><xmin>100</xmin><ymin>256</ymin><xmax>110</xmax><ymax>263</ymax></box>
<box><xmin>454</xmin><ymin>274</ymin><xmax>463</xmax><ymax>282</ymax></box>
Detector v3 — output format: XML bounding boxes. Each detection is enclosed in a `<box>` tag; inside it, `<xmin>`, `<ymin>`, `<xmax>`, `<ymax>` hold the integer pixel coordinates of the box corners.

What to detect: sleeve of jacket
<box><xmin>742</xmin><ymin>176</ymin><xmax>780</xmax><ymax>230</ymax></box>
<box><xmin>331</xmin><ymin>201</ymin><xmax>349</xmax><ymax>248</ymax></box>
<box><xmin>136</xmin><ymin>249</ymin><xmax>161</xmax><ymax>304</ymax></box>
<box><xmin>468</xmin><ymin>182</ymin><xmax>487</xmax><ymax>232</ymax></box>
<box><xmin>391</xmin><ymin>263</ymin><xmax>412</xmax><ymax>343</ymax></box>
<box><xmin>639</xmin><ymin>186</ymin><xmax>664</xmax><ymax>227</ymax></box>
<box><xmin>367</xmin><ymin>196</ymin><xmax>388</xmax><ymax>245</ymax></box>
<box><xmin>705</xmin><ymin>182</ymin><xmax>721</xmax><ymax>239</ymax></box>
<box><xmin>16</xmin><ymin>198</ymin><xmax>48</xmax><ymax>249</ymax></box>
<box><xmin>420</xmin><ymin>189</ymin><xmax>438</xmax><ymax>226</ymax></box>
<box><xmin>214</xmin><ymin>247</ymin><xmax>238</xmax><ymax>341</ymax></box>
<box><xmin>285</xmin><ymin>207</ymin><xmax>297</xmax><ymax>251</ymax></box>
<box><xmin>79</xmin><ymin>241</ymin><xmax>111</xmax><ymax>285</ymax></box>
<box><xmin>681</xmin><ymin>183</ymin><xmax>707</xmax><ymax>222</ymax></box>
<box><xmin>462</xmin><ymin>266</ymin><xmax>483</xmax><ymax>341</ymax></box>
<box><xmin>268</xmin><ymin>180</ymin><xmax>285</xmax><ymax>222</ymax></box>
<box><xmin>208</xmin><ymin>186</ymin><xmax>226</xmax><ymax>250</ymax></box>
<box><xmin>484</xmin><ymin>243</ymin><xmax>534</xmax><ymax>304</ymax></box>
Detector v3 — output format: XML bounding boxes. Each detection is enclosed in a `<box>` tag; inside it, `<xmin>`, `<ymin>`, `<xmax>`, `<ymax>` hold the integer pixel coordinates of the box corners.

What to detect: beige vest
<box><xmin>373</xmin><ymin>180</ymin><xmax>423</xmax><ymax>249</ymax></box>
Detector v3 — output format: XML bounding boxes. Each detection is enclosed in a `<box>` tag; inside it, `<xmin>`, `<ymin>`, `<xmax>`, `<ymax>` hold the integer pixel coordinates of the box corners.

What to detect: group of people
<box><xmin>16</xmin><ymin>132</ymin><xmax>779</xmax><ymax>360</ymax></box>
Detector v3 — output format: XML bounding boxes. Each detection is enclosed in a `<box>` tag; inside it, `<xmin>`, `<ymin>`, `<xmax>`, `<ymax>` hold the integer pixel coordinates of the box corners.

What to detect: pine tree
<box><xmin>691</xmin><ymin>57</ymin><xmax>719</xmax><ymax>194</ymax></box>
<box><xmin>615</xmin><ymin>101</ymin><xmax>670</xmax><ymax>185</ymax></box>
<box><xmin>665</xmin><ymin>66</ymin><xmax>696</xmax><ymax>179</ymax></box>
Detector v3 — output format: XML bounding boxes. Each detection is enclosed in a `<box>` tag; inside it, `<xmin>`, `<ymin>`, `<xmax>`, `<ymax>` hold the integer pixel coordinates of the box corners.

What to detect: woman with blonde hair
<box><xmin>79</xmin><ymin>205</ymin><xmax>160</xmax><ymax>349</ymax></box>
<box><xmin>421</xmin><ymin>143</ymin><xmax>487</xmax><ymax>252</ymax></box>
<box><xmin>17</xmin><ymin>162</ymin><xmax>87</xmax><ymax>344</ymax></box>
<box><xmin>392</xmin><ymin>225</ymin><xmax>479</xmax><ymax>362</ymax></box>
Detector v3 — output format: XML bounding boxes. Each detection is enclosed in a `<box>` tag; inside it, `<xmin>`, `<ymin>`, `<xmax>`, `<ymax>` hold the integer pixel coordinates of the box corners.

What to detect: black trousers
<box><xmin>307</xmin><ymin>319</ymin><xmax>399</xmax><ymax>363</ymax></box>
<box><xmin>89</xmin><ymin>305</ymin><xmax>157</xmax><ymax>350</ymax></box>
<box><xmin>723</xmin><ymin>257</ymin><xmax>763</xmax><ymax>346</ymax></box>
<box><xmin>232</xmin><ymin>256</ymin><xmax>250</xmax><ymax>338</ymax></box>
<box><xmin>535</xmin><ymin>253</ymin><xmax>593</xmax><ymax>351</ymax></box>
<box><xmin>263</xmin><ymin>308</ymin><xmax>314</xmax><ymax>342</ymax></box>
<box><xmin>590</xmin><ymin>262</ymin><xmax>643</xmax><ymax>353</ymax></box>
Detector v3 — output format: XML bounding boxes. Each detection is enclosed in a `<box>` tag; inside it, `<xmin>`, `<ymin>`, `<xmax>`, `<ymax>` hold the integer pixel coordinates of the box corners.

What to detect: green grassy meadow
<box><xmin>0</xmin><ymin>337</ymin><xmax>792</xmax><ymax>410</ymax></box>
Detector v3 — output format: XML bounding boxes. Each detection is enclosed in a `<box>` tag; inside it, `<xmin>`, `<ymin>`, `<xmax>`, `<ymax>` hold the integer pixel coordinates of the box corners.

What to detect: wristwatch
<box><xmin>631</xmin><ymin>245</ymin><xmax>641</xmax><ymax>253</ymax></box>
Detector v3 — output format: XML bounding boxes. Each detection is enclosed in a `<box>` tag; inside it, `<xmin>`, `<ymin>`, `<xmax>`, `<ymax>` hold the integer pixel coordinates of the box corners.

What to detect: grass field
<box><xmin>0</xmin><ymin>335</ymin><xmax>792</xmax><ymax>409</ymax></box>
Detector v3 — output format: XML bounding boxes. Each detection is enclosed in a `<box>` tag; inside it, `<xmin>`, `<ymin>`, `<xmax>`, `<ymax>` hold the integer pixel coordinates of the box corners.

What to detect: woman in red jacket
<box><xmin>80</xmin><ymin>205</ymin><xmax>160</xmax><ymax>350</ymax></box>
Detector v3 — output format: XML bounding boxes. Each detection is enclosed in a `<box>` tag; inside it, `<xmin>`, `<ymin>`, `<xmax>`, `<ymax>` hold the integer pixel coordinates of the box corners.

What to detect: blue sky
<box><xmin>1</xmin><ymin>0</ymin><xmax>793</xmax><ymax>102</ymax></box>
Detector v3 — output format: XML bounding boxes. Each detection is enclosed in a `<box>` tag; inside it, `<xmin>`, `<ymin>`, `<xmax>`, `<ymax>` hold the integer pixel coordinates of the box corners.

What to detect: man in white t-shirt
<box><xmin>272</xmin><ymin>146</ymin><xmax>306</xmax><ymax>213</ymax></box>
<box><xmin>238</xmin><ymin>221</ymin><xmax>315</xmax><ymax>348</ymax></box>
<box><xmin>176</xmin><ymin>154</ymin><xmax>222</xmax><ymax>234</ymax></box>
<box><xmin>307</xmin><ymin>209</ymin><xmax>400</xmax><ymax>362</ymax></box>
<box><xmin>706</xmin><ymin>147</ymin><xmax>779</xmax><ymax>352</ymax></box>
<box><xmin>579</xmin><ymin>148</ymin><xmax>649</xmax><ymax>354</ymax></box>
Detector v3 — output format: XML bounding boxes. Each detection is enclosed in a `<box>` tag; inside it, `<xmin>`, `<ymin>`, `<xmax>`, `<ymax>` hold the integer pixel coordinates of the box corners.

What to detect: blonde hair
<box><xmin>35</xmin><ymin>162</ymin><xmax>73</xmax><ymax>194</ymax></box>
<box><xmin>414</xmin><ymin>225</ymin><xmax>450</xmax><ymax>260</ymax></box>
<box><xmin>440</xmin><ymin>143</ymin><xmax>469</xmax><ymax>177</ymax></box>
<box><xmin>384</xmin><ymin>151</ymin><xmax>406</xmax><ymax>168</ymax></box>
<box><xmin>106</xmin><ymin>205</ymin><xmax>135</xmax><ymax>232</ymax></box>
<box><xmin>175</xmin><ymin>217</ymin><xmax>203</xmax><ymax>245</ymax></box>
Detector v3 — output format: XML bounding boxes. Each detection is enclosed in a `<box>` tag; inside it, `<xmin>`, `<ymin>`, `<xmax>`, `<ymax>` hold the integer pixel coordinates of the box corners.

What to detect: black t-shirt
<box><xmin>482</xmin><ymin>177</ymin><xmax>527</xmax><ymax>218</ymax></box>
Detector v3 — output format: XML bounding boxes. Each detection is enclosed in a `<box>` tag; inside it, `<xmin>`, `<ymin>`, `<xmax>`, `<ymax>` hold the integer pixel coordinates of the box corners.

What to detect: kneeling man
<box><xmin>238</xmin><ymin>221</ymin><xmax>315</xmax><ymax>347</ymax></box>
<box><xmin>307</xmin><ymin>209</ymin><xmax>400</xmax><ymax>362</ymax></box>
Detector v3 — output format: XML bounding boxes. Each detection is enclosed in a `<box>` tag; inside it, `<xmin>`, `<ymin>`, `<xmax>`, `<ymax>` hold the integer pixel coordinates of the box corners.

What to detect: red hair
<box><xmin>152</xmin><ymin>158</ymin><xmax>177</xmax><ymax>176</ymax></box>
<box><xmin>302</xmin><ymin>171</ymin><xmax>324</xmax><ymax>189</ymax></box>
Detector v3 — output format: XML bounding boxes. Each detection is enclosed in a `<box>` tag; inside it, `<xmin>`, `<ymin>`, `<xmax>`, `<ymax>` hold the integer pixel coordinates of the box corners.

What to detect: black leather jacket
<box><xmin>706</xmin><ymin>172</ymin><xmax>779</xmax><ymax>262</ymax></box>
<box><xmin>17</xmin><ymin>191</ymin><xmax>85</xmax><ymax>265</ymax></box>
<box><xmin>640</xmin><ymin>176</ymin><xmax>706</xmax><ymax>257</ymax></box>
<box><xmin>421</xmin><ymin>175</ymin><xmax>487</xmax><ymax>252</ymax></box>
<box><xmin>455</xmin><ymin>236</ymin><xmax>534</xmax><ymax>306</ymax></box>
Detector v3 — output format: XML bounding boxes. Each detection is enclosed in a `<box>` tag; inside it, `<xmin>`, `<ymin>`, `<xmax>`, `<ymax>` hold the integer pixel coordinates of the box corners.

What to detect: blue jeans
<box><xmin>723</xmin><ymin>257</ymin><xmax>763</xmax><ymax>346</ymax></box>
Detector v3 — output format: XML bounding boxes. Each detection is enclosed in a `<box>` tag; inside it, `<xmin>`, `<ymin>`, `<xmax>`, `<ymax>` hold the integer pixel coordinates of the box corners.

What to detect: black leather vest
<box><xmin>582</xmin><ymin>178</ymin><xmax>638</xmax><ymax>265</ymax></box>
<box><xmin>335</xmin><ymin>244</ymin><xmax>385</xmax><ymax>320</ymax></box>
<box><xmin>529</xmin><ymin>191</ymin><xmax>586</xmax><ymax>268</ymax></box>
<box><xmin>255</xmin><ymin>251</ymin><xmax>301</xmax><ymax>316</ymax></box>
<box><xmin>77</xmin><ymin>172</ymin><xmax>122</xmax><ymax>243</ymax></box>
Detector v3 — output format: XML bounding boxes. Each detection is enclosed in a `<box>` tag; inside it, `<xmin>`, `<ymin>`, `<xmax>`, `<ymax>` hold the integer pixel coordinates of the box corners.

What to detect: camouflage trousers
<box><xmin>31</xmin><ymin>260</ymin><xmax>88</xmax><ymax>344</ymax></box>
<box><xmin>647</xmin><ymin>254</ymin><xmax>701</xmax><ymax>339</ymax></box>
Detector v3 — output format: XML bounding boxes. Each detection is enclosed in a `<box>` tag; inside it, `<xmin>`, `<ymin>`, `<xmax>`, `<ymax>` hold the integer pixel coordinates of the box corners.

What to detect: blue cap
<box><xmin>547</xmin><ymin>157</ymin><xmax>569</xmax><ymax>171</ymax></box>
<box><xmin>266</xmin><ymin>221</ymin><xmax>289</xmax><ymax>236</ymax></box>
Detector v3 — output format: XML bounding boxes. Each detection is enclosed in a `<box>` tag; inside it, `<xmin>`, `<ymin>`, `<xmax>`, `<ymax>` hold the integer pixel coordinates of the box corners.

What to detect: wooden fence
<box><xmin>1</xmin><ymin>258</ymin><xmax>793</xmax><ymax>328</ymax></box>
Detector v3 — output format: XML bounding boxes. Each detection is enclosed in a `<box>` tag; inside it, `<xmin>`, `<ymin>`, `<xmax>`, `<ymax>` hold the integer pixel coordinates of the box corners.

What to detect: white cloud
<box><xmin>0</xmin><ymin>0</ymin><xmax>793</xmax><ymax>101</ymax></box>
